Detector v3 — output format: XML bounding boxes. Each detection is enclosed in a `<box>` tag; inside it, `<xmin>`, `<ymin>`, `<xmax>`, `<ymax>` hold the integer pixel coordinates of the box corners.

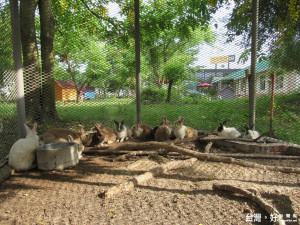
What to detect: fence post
<box><xmin>249</xmin><ymin>0</ymin><xmax>259</xmax><ymax>129</ymax></box>
<box><xmin>270</xmin><ymin>73</ymin><xmax>275</xmax><ymax>130</ymax></box>
<box><xmin>9</xmin><ymin>0</ymin><xmax>26</xmax><ymax>138</ymax></box>
<box><xmin>134</xmin><ymin>0</ymin><xmax>142</xmax><ymax>123</ymax></box>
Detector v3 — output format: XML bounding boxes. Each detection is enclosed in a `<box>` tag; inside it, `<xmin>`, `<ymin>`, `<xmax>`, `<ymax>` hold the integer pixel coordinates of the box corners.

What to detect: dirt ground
<box><xmin>0</xmin><ymin>143</ymin><xmax>300</xmax><ymax>225</ymax></box>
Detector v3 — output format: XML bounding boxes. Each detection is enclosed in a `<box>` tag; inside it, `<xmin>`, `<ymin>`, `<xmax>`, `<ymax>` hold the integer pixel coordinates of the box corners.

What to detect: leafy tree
<box><xmin>162</xmin><ymin>57</ymin><xmax>186</xmax><ymax>102</ymax></box>
<box><xmin>57</xmin><ymin>38</ymin><xmax>111</xmax><ymax>102</ymax></box>
<box><xmin>219</xmin><ymin>0</ymin><xmax>300</xmax><ymax>72</ymax></box>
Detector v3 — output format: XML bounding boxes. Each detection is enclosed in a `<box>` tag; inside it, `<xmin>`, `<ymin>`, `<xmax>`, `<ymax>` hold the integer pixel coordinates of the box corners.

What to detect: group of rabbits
<box><xmin>83</xmin><ymin>117</ymin><xmax>199</xmax><ymax>147</ymax></box>
<box><xmin>8</xmin><ymin>117</ymin><xmax>259</xmax><ymax>172</ymax></box>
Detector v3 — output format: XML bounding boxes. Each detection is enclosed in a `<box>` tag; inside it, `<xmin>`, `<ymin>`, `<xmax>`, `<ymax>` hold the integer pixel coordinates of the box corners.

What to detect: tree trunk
<box><xmin>20</xmin><ymin>0</ymin><xmax>41</xmax><ymax>122</ymax></box>
<box><xmin>166</xmin><ymin>79</ymin><xmax>173</xmax><ymax>102</ymax></box>
<box><xmin>38</xmin><ymin>0</ymin><xmax>58</xmax><ymax>119</ymax></box>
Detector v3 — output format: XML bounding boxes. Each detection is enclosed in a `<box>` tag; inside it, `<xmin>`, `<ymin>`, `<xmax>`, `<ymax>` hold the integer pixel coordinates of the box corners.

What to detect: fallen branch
<box><xmin>87</xmin><ymin>141</ymin><xmax>300</xmax><ymax>174</ymax></box>
<box><xmin>100</xmin><ymin>157</ymin><xmax>198</xmax><ymax>199</ymax></box>
<box><xmin>160</xmin><ymin>142</ymin><xmax>300</xmax><ymax>174</ymax></box>
<box><xmin>254</xmin><ymin>129</ymin><xmax>275</xmax><ymax>142</ymax></box>
<box><xmin>213</xmin><ymin>153</ymin><xmax>300</xmax><ymax>160</ymax></box>
<box><xmin>204</xmin><ymin>142</ymin><xmax>213</xmax><ymax>153</ymax></box>
<box><xmin>212</xmin><ymin>183</ymin><xmax>285</xmax><ymax>225</ymax></box>
<box><xmin>113</xmin><ymin>151</ymin><xmax>156</xmax><ymax>161</ymax></box>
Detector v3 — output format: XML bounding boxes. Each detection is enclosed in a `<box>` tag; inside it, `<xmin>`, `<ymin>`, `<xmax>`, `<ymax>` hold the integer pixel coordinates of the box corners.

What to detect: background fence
<box><xmin>1</xmin><ymin>0</ymin><xmax>299</xmax><ymax>160</ymax></box>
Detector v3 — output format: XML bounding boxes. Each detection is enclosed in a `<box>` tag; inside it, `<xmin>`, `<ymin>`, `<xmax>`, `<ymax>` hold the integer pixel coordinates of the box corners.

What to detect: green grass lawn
<box><xmin>54</xmin><ymin>93</ymin><xmax>300</xmax><ymax>144</ymax></box>
<box><xmin>1</xmin><ymin>92</ymin><xmax>299</xmax><ymax>145</ymax></box>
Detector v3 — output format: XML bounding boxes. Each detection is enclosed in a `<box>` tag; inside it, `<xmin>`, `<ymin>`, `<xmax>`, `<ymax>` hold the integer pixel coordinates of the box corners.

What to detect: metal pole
<box><xmin>270</xmin><ymin>73</ymin><xmax>275</xmax><ymax>130</ymax></box>
<box><xmin>9</xmin><ymin>0</ymin><xmax>26</xmax><ymax>138</ymax></box>
<box><xmin>249</xmin><ymin>0</ymin><xmax>259</xmax><ymax>129</ymax></box>
<box><xmin>134</xmin><ymin>0</ymin><xmax>141</xmax><ymax>123</ymax></box>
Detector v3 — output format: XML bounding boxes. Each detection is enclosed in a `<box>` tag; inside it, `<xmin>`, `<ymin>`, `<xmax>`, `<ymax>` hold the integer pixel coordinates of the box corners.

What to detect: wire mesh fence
<box><xmin>0</xmin><ymin>0</ymin><xmax>299</xmax><ymax>160</ymax></box>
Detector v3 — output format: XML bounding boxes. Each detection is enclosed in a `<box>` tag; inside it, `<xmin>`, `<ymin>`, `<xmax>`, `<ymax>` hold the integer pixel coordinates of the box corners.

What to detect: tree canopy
<box><xmin>219</xmin><ymin>0</ymin><xmax>300</xmax><ymax>72</ymax></box>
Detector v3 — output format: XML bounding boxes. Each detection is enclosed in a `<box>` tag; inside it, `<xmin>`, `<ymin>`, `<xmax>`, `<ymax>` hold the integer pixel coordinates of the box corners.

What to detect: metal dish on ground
<box><xmin>36</xmin><ymin>142</ymin><xmax>79</xmax><ymax>170</ymax></box>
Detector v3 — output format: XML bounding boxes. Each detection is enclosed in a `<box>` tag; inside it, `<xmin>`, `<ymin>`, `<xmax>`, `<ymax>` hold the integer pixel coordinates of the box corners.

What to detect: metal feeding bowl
<box><xmin>36</xmin><ymin>142</ymin><xmax>79</xmax><ymax>170</ymax></box>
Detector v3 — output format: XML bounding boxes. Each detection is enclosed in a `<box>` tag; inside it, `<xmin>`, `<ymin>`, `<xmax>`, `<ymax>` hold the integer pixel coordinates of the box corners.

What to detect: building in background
<box><xmin>55</xmin><ymin>80</ymin><xmax>77</xmax><ymax>103</ymax></box>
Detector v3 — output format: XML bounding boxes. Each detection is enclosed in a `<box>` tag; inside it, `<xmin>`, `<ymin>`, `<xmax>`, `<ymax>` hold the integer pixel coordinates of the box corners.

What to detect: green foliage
<box><xmin>141</xmin><ymin>87</ymin><xmax>166</xmax><ymax>103</ymax></box>
<box><xmin>162</xmin><ymin>59</ymin><xmax>186</xmax><ymax>82</ymax></box>
<box><xmin>220</xmin><ymin>0</ymin><xmax>300</xmax><ymax>72</ymax></box>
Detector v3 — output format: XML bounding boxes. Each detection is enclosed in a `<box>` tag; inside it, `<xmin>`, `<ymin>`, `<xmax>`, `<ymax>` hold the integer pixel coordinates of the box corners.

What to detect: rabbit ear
<box><xmin>114</xmin><ymin>120</ymin><xmax>119</xmax><ymax>125</ymax></box>
<box><xmin>138</xmin><ymin>122</ymin><xmax>142</xmax><ymax>127</ymax></box>
<box><xmin>32</xmin><ymin>123</ymin><xmax>37</xmax><ymax>132</ymax></box>
<box><xmin>223</xmin><ymin>121</ymin><xmax>226</xmax><ymax>126</ymax></box>
<box><xmin>24</xmin><ymin>124</ymin><xmax>31</xmax><ymax>134</ymax></box>
<box><xmin>244</xmin><ymin>124</ymin><xmax>249</xmax><ymax>130</ymax></box>
<box><xmin>78</xmin><ymin>124</ymin><xmax>84</xmax><ymax>133</ymax></box>
<box><xmin>179</xmin><ymin>117</ymin><xmax>184</xmax><ymax>123</ymax></box>
<box><xmin>121</xmin><ymin>120</ymin><xmax>125</xmax><ymax>125</ymax></box>
<box><xmin>67</xmin><ymin>135</ymin><xmax>74</xmax><ymax>142</ymax></box>
<box><xmin>162</xmin><ymin>117</ymin><xmax>167</xmax><ymax>122</ymax></box>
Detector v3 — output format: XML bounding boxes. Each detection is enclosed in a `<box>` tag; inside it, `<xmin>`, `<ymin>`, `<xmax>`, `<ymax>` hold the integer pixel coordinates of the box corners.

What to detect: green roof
<box><xmin>225</xmin><ymin>60</ymin><xmax>270</xmax><ymax>80</ymax></box>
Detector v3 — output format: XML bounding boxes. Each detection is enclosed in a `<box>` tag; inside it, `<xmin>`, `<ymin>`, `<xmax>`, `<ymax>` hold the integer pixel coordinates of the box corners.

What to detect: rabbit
<box><xmin>8</xmin><ymin>123</ymin><xmax>39</xmax><ymax>171</ymax></box>
<box><xmin>217</xmin><ymin>121</ymin><xmax>242</xmax><ymax>138</ymax></box>
<box><xmin>40</xmin><ymin>126</ymin><xmax>85</xmax><ymax>159</ymax></box>
<box><xmin>243</xmin><ymin>124</ymin><xmax>260</xmax><ymax>139</ymax></box>
<box><xmin>114</xmin><ymin>120</ymin><xmax>132</xmax><ymax>142</ymax></box>
<box><xmin>94</xmin><ymin>124</ymin><xmax>116</xmax><ymax>146</ymax></box>
<box><xmin>78</xmin><ymin>125</ymin><xmax>92</xmax><ymax>144</ymax></box>
<box><xmin>131</xmin><ymin>122</ymin><xmax>153</xmax><ymax>140</ymax></box>
<box><xmin>155</xmin><ymin>116</ymin><xmax>173</xmax><ymax>142</ymax></box>
<box><xmin>173</xmin><ymin>117</ymin><xmax>198</xmax><ymax>139</ymax></box>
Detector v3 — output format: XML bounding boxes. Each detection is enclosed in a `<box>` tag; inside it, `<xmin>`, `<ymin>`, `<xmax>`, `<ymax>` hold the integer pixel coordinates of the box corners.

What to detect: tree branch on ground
<box><xmin>212</xmin><ymin>183</ymin><xmax>285</xmax><ymax>225</ymax></box>
<box><xmin>100</xmin><ymin>158</ymin><xmax>198</xmax><ymax>199</ymax></box>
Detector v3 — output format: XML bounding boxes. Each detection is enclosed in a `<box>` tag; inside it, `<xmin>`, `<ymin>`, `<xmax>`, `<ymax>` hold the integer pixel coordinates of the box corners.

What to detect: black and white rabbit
<box><xmin>8</xmin><ymin>123</ymin><xmax>39</xmax><ymax>171</ymax></box>
<box><xmin>217</xmin><ymin>121</ymin><xmax>242</xmax><ymax>138</ymax></box>
<box><xmin>114</xmin><ymin>120</ymin><xmax>132</xmax><ymax>142</ymax></box>
<box><xmin>243</xmin><ymin>124</ymin><xmax>260</xmax><ymax>139</ymax></box>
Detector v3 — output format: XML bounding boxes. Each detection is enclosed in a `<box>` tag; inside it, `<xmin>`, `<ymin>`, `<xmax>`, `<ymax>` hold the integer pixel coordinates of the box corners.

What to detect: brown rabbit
<box><xmin>40</xmin><ymin>126</ymin><xmax>85</xmax><ymax>158</ymax></box>
<box><xmin>78</xmin><ymin>124</ymin><xmax>94</xmax><ymax>146</ymax></box>
<box><xmin>155</xmin><ymin>117</ymin><xmax>173</xmax><ymax>142</ymax></box>
<box><xmin>173</xmin><ymin>117</ymin><xmax>198</xmax><ymax>139</ymax></box>
<box><xmin>132</xmin><ymin>122</ymin><xmax>153</xmax><ymax>140</ymax></box>
<box><xmin>94</xmin><ymin>124</ymin><xmax>116</xmax><ymax>146</ymax></box>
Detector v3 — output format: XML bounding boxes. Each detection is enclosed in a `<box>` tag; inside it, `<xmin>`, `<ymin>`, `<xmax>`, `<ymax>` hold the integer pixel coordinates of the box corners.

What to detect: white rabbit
<box><xmin>243</xmin><ymin>124</ymin><xmax>260</xmax><ymax>139</ymax></box>
<box><xmin>8</xmin><ymin>123</ymin><xmax>39</xmax><ymax>171</ymax></box>
<box><xmin>114</xmin><ymin>120</ymin><xmax>132</xmax><ymax>142</ymax></box>
<box><xmin>217</xmin><ymin>121</ymin><xmax>242</xmax><ymax>138</ymax></box>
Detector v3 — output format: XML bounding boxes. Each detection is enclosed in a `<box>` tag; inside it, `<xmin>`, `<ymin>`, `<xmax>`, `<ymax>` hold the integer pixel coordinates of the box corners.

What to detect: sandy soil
<box><xmin>0</xmin><ymin>145</ymin><xmax>300</xmax><ymax>225</ymax></box>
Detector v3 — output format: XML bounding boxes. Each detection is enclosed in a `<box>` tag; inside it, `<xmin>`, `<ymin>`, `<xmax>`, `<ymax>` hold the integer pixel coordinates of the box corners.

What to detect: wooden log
<box><xmin>213</xmin><ymin>183</ymin><xmax>285</xmax><ymax>225</ymax></box>
<box><xmin>87</xmin><ymin>141</ymin><xmax>300</xmax><ymax>174</ymax></box>
<box><xmin>213</xmin><ymin>153</ymin><xmax>300</xmax><ymax>160</ymax></box>
<box><xmin>254</xmin><ymin>129</ymin><xmax>275</xmax><ymax>142</ymax></box>
<box><xmin>204</xmin><ymin>142</ymin><xmax>213</xmax><ymax>153</ymax></box>
<box><xmin>100</xmin><ymin>157</ymin><xmax>198</xmax><ymax>199</ymax></box>
<box><xmin>157</xmin><ymin>142</ymin><xmax>300</xmax><ymax>174</ymax></box>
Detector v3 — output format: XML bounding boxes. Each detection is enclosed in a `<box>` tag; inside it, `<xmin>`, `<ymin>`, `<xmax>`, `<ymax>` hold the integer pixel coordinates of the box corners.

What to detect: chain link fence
<box><xmin>0</xmin><ymin>1</ymin><xmax>299</xmax><ymax>160</ymax></box>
